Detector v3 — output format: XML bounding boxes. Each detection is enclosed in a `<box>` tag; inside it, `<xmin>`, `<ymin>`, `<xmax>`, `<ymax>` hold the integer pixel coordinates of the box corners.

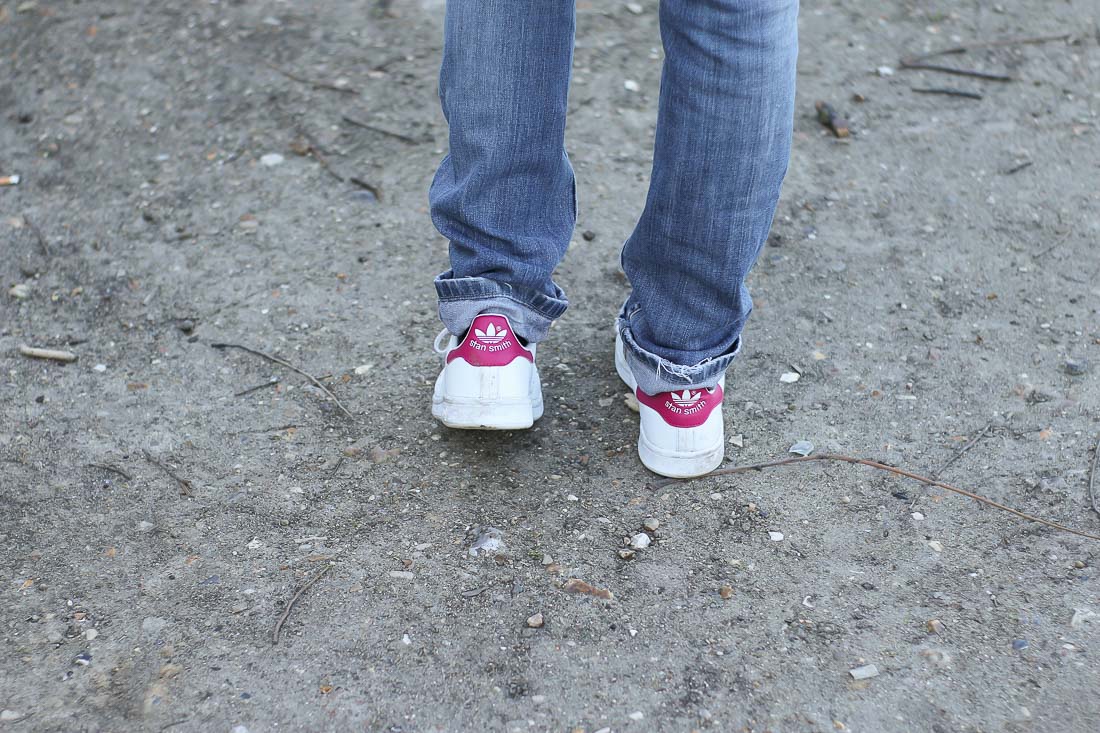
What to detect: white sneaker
<box><xmin>615</xmin><ymin>329</ymin><xmax>725</xmax><ymax>478</ymax></box>
<box><xmin>432</xmin><ymin>313</ymin><xmax>543</xmax><ymax>430</ymax></box>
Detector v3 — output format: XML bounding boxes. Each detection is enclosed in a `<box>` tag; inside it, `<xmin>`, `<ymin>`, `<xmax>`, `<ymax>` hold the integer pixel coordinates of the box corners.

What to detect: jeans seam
<box><xmin>436</xmin><ymin>292</ymin><xmax>564</xmax><ymax>320</ymax></box>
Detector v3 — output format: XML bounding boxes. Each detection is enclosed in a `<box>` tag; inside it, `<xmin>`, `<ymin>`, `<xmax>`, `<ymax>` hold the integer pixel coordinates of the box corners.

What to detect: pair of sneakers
<box><xmin>431</xmin><ymin>313</ymin><xmax>724</xmax><ymax>478</ymax></box>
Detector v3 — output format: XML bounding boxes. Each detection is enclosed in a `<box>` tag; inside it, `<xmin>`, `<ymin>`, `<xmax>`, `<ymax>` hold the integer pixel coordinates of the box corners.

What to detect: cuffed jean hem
<box><xmin>435</xmin><ymin>271</ymin><xmax>568</xmax><ymax>343</ymax></box>
<box><xmin>616</xmin><ymin>304</ymin><xmax>739</xmax><ymax>394</ymax></box>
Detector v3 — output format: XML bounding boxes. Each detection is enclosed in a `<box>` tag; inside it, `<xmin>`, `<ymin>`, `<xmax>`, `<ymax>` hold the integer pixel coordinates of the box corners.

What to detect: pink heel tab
<box><xmin>635</xmin><ymin>385</ymin><xmax>723</xmax><ymax>428</ymax></box>
<box><xmin>446</xmin><ymin>314</ymin><xmax>533</xmax><ymax>367</ymax></box>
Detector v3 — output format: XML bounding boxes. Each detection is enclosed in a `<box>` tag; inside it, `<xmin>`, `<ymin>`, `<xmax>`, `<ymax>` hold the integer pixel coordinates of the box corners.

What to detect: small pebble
<box><xmin>1073</xmin><ymin>560</ymin><xmax>1086</xmax><ymax>569</ymax></box>
<box><xmin>629</xmin><ymin>711</ymin><xmax>644</xmax><ymax>721</ymax></box>
<box><xmin>618</xmin><ymin>548</ymin><xmax>636</xmax><ymax>560</ymax></box>
<box><xmin>780</xmin><ymin>371</ymin><xmax>801</xmax><ymax>383</ymax></box>
<box><xmin>768</xmin><ymin>531</ymin><xmax>784</xmax><ymax>542</ymax></box>
<box><xmin>177</xmin><ymin>319</ymin><xmax>195</xmax><ymax>333</ymax></box>
<box><xmin>526</xmin><ymin>613</ymin><xmax>544</xmax><ymax>629</ymax></box>
<box><xmin>928</xmin><ymin>540</ymin><xmax>944</xmax><ymax>552</ymax></box>
<box><xmin>1064</xmin><ymin>357</ymin><xmax>1088</xmax><ymax>376</ymax></box>
<box><xmin>624</xmin><ymin>80</ymin><xmax>640</xmax><ymax>92</ymax></box>
<box><xmin>926</xmin><ymin>619</ymin><xmax>945</xmax><ymax>634</ymax></box>
<box><xmin>9</xmin><ymin>283</ymin><xmax>30</xmax><ymax>299</ymax></box>
<box><xmin>354</xmin><ymin>364</ymin><xmax>373</xmax><ymax>375</ymax></box>
<box><xmin>2</xmin><ymin>711</ymin><xmax>23</xmax><ymax>722</ymax></box>
<box><xmin>388</xmin><ymin>570</ymin><xmax>414</xmax><ymax>580</ymax></box>
<box><xmin>789</xmin><ymin>440</ymin><xmax>814</xmax><ymax>456</ymax></box>
<box><xmin>1012</xmin><ymin>639</ymin><xmax>1029</xmax><ymax>651</ymax></box>
<box><xmin>642</xmin><ymin>518</ymin><xmax>660</xmax><ymax>532</ymax></box>
<box><xmin>137</xmin><ymin>520</ymin><xmax>155</xmax><ymax>533</ymax></box>
<box><xmin>911</xmin><ymin>512</ymin><xmax>925</xmax><ymax>521</ymax></box>
<box><xmin>1070</xmin><ymin>608</ymin><xmax>1097</xmax><ymax>628</ymax></box>
<box><xmin>85</xmin><ymin>629</ymin><xmax>98</xmax><ymax>640</ymax></box>
<box><xmin>582</xmin><ymin>230</ymin><xmax>596</xmax><ymax>241</ymax></box>
<box><xmin>729</xmin><ymin>433</ymin><xmax>744</xmax><ymax>447</ymax></box>
<box><xmin>93</xmin><ymin>364</ymin><xmax>107</xmax><ymax>372</ymax></box>
<box><xmin>625</xmin><ymin>2</ymin><xmax>643</xmax><ymax>14</ymax></box>
<box><xmin>260</xmin><ymin>153</ymin><xmax>284</xmax><ymax>166</ymax></box>
<box><xmin>719</xmin><ymin>585</ymin><xmax>733</xmax><ymax>600</ymax></box>
<box><xmin>849</xmin><ymin>664</ymin><xmax>879</xmax><ymax>680</ymax></box>
<box><xmin>629</xmin><ymin>532</ymin><xmax>651</xmax><ymax>549</ymax></box>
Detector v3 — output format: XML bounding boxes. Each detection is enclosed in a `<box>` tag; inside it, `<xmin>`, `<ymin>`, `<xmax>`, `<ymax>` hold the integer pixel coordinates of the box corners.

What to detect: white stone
<box><xmin>629</xmin><ymin>533</ymin><xmax>651</xmax><ymax>549</ymax></box>
<box><xmin>780</xmin><ymin>371</ymin><xmax>800</xmax><ymax>383</ymax></box>
<box><xmin>768</xmin><ymin>531</ymin><xmax>784</xmax><ymax>542</ymax></box>
<box><xmin>928</xmin><ymin>540</ymin><xmax>944</xmax><ymax>552</ymax></box>
<box><xmin>260</xmin><ymin>153</ymin><xmax>285</xmax><ymax>166</ymax></box>
<box><xmin>388</xmin><ymin>570</ymin><xmax>414</xmax><ymax>580</ymax></box>
<box><xmin>624</xmin><ymin>79</ymin><xmax>640</xmax><ymax>92</ymax></box>
<box><xmin>849</xmin><ymin>664</ymin><xmax>879</xmax><ymax>680</ymax></box>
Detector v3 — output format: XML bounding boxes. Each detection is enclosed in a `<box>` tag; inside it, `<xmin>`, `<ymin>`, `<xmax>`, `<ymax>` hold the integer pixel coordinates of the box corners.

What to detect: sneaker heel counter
<box><xmin>447</xmin><ymin>314</ymin><xmax>532</xmax><ymax>368</ymax></box>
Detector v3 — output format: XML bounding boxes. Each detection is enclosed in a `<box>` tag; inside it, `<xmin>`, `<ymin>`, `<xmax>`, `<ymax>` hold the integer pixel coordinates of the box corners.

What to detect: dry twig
<box><xmin>210</xmin><ymin>342</ymin><xmax>355</xmax><ymax>420</ymax></box>
<box><xmin>898</xmin><ymin>60</ymin><xmax>1013</xmax><ymax>82</ymax></box>
<box><xmin>342</xmin><ymin>115</ymin><xmax>423</xmax><ymax>145</ymax></box>
<box><xmin>266</xmin><ymin>62</ymin><xmax>358</xmax><ymax>95</ymax></box>
<box><xmin>23</xmin><ymin>214</ymin><xmax>50</xmax><ymax>257</ymax></box>
<box><xmin>86</xmin><ymin>462</ymin><xmax>132</xmax><ymax>481</ymax></box>
<box><xmin>905</xmin><ymin>33</ymin><xmax>1072</xmax><ymax>62</ymax></box>
<box><xmin>651</xmin><ymin>453</ymin><xmax>1100</xmax><ymax>542</ymax></box>
<box><xmin>1090</xmin><ymin>436</ymin><xmax>1100</xmax><ymax>518</ymax></box>
<box><xmin>234</xmin><ymin>377</ymin><xmax>280</xmax><ymax>397</ymax></box>
<box><xmin>142</xmin><ymin>449</ymin><xmax>194</xmax><ymax>496</ymax></box>
<box><xmin>932</xmin><ymin>421</ymin><xmax>995</xmax><ymax>478</ymax></box>
<box><xmin>911</xmin><ymin>87</ymin><xmax>984</xmax><ymax>100</ymax></box>
<box><xmin>273</xmin><ymin>564</ymin><xmax>333</xmax><ymax>645</ymax></box>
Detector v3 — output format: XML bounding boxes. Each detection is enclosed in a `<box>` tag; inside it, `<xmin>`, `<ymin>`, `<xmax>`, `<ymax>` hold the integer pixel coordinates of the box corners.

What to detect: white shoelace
<box><xmin>433</xmin><ymin>328</ymin><xmax>453</xmax><ymax>355</ymax></box>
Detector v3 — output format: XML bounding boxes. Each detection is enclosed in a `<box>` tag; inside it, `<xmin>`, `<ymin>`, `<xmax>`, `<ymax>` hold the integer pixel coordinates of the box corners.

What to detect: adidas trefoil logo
<box><xmin>670</xmin><ymin>389</ymin><xmax>701</xmax><ymax>407</ymax></box>
<box><xmin>474</xmin><ymin>323</ymin><xmax>508</xmax><ymax>344</ymax></box>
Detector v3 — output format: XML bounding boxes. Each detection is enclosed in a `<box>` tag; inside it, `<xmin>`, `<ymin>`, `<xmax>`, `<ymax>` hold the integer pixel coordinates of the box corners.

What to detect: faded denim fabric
<box><xmin>430</xmin><ymin>0</ymin><xmax>798</xmax><ymax>393</ymax></box>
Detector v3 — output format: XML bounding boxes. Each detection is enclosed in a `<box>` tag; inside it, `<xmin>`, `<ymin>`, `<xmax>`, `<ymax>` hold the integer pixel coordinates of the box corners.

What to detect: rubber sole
<box><xmin>431</xmin><ymin>396</ymin><xmax>543</xmax><ymax>430</ymax></box>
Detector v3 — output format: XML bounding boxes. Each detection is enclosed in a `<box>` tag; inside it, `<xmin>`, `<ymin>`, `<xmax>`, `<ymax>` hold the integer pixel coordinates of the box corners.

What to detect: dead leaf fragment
<box><xmin>562</xmin><ymin>578</ymin><xmax>613</xmax><ymax>601</ymax></box>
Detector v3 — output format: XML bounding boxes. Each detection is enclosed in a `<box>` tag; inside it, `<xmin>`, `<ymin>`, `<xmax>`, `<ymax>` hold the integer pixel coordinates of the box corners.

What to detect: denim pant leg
<box><xmin>618</xmin><ymin>0</ymin><xmax>799</xmax><ymax>395</ymax></box>
<box><xmin>429</xmin><ymin>0</ymin><xmax>577</xmax><ymax>343</ymax></box>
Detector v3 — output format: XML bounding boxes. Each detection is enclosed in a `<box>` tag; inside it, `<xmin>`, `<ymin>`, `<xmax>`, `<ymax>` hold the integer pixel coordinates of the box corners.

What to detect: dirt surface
<box><xmin>2</xmin><ymin>1</ymin><xmax>1100</xmax><ymax>731</ymax></box>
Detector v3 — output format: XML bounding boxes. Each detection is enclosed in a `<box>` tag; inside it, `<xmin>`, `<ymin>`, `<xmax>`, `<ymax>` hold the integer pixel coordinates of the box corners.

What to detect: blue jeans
<box><xmin>430</xmin><ymin>0</ymin><xmax>798</xmax><ymax>395</ymax></box>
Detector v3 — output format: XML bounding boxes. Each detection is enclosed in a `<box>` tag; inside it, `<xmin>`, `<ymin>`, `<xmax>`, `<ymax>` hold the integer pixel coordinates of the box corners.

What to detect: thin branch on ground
<box><xmin>234</xmin><ymin>378</ymin><xmax>280</xmax><ymax>397</ymax></box>
<box><xmin>904</xmin><ymin>33</ymin><xmax>1072</xmax><ymax>62</ymax></box>
<box><xmin>898</xmin><ymin>60</ymin><xmax>1013</xmax><ymax>81</ymax></box>
<box><xmin>142</xmin><ymin>449</ymin><xmax>194</xmax><ymax>496</ymax></box>
<box><xmin>341</xmin><ymin>115</ymin><xmax>423</xmax><ymax>145</ymax></box>
<box><xmin>1090</xmin><ymin>436</ymin><xmax>1100</xmax><ymax>518</ymax></box>
<box><xmin>932</xmin><ymin>421</ymin><xmax>995</xmax><ymax>478</ymax></box>
<box><xmin>911</xmin><ymin>87</ymin><xmax>984</xmax><ymax>100</ymax></box>
<box><xmin>651</xmin><ymin>453</ymin><xmax>1100</xmax><ymax>542</ymax></box>
<box><xmin>210</xmin><ymin>342</ymin><xmax>355</xmax><ymax>420</ymax></box>
<box><xmin>273</xmin><ymin>564</ymin><xmax>333</xmax><ymax>645</ymax></box>
<box><xmin>295</xmin><ymin>131</ymin><xmax>345</xmax><ymax>183</ymax></box>
<box><xmin>348</xmin><ymin>176</ymin><xmax>383</xmax><ymax>201</ymax></box>
<box><xmin>86</xmin><ymin>462</ymin><xmax>132</xmax><ymax>481</ymax></box>
<box><xmin>266</xmin><ymin>62</ymin><xmax>358</xmax><ymax>95</ymax></box>
<box><xmin>23</xmin><ymin>214</ymin><xmax>50</xmax><ymax>257</ymax></box>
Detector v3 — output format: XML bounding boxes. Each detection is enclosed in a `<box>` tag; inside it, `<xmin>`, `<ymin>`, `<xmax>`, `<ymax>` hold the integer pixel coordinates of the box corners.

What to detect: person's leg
<box><xmin>430</xmin><ymin>0</ymin><xmax>577</xmax><ymax>345</ymax></box>
<box><xmin>618</xmin><ymin>0</ymin><xmax>799</xmax><ymax>395</ymax></box>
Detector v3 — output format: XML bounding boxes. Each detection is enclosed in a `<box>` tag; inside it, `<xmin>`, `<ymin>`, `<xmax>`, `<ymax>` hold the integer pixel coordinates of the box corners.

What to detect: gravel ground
<box><xmin>2</xmin><ymin>1</ymin><xmax>1099</xmax><ymax>731</ymax></box>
